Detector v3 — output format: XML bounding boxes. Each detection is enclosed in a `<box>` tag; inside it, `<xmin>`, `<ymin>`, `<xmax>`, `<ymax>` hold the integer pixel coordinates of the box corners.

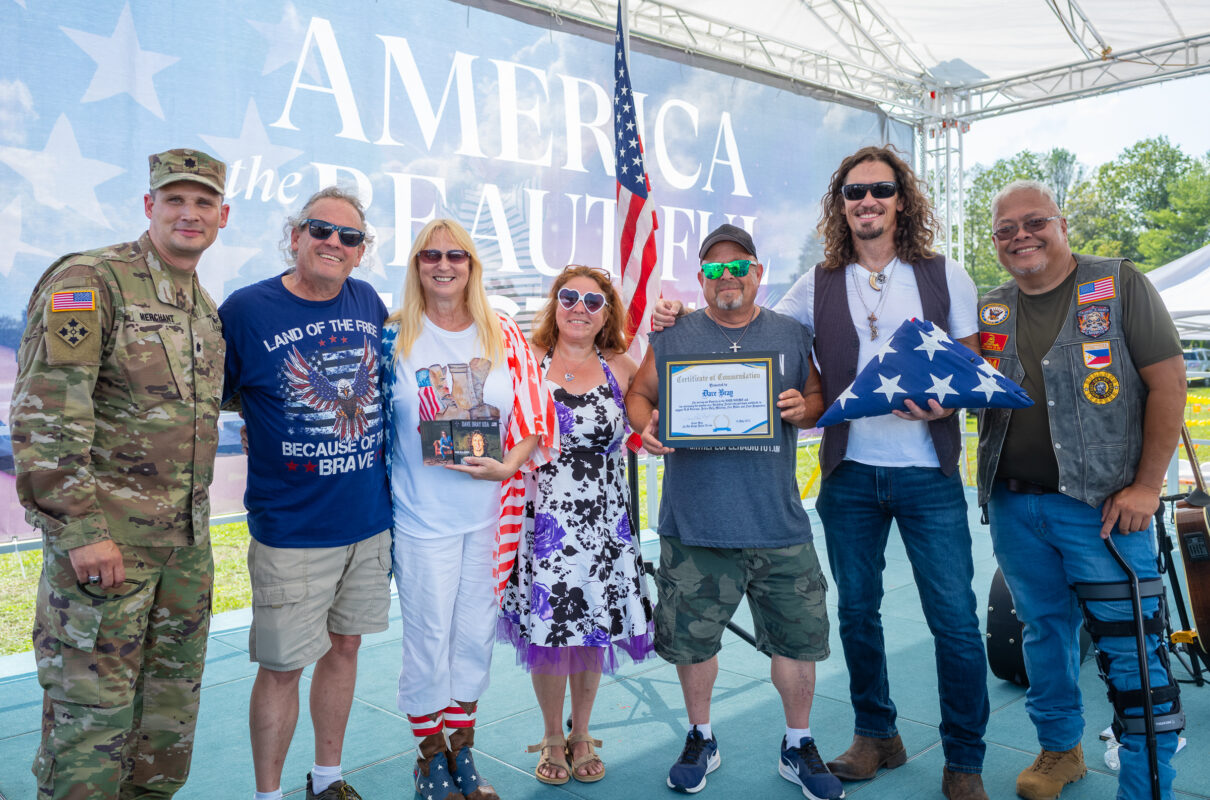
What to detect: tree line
<box><xmin>962</xmin><ymin>136</ymin><xmax>1210</xmax><ymax>292</ymax></box>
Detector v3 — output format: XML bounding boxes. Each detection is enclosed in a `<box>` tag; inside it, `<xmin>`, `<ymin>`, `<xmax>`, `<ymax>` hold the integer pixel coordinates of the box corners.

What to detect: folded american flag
<box><xmin>817</xmin><ymin>318</ymin><xmax>1033</xmax><ymax>427</ymax></box>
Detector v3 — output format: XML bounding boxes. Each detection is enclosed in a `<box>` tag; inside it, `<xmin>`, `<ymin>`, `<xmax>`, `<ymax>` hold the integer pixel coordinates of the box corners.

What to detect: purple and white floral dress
<box><xmin>498</xmin><ymin>350</ymin><xmax>654</xmax><ymax>674</ymax></box>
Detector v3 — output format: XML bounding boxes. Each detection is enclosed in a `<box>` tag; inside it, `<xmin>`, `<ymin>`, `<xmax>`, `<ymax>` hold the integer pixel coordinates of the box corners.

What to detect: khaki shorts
<box><xmin>248</xmin><ymin>530</ymin><xmax>391</xmax><ymax>671</ymax></box>
<box><xmin>653</xmin><ymin>537</ymin><xmax>830</xmax><ymax>664</ymax></box>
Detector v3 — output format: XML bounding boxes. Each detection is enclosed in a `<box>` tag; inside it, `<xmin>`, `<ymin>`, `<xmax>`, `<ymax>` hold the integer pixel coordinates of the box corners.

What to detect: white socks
<box><xmin>253</xmin><ymin>791</ymin><xmax>282</xmax><ymax>800</ymax></box>
<box><xmin>310</xmin><ymin>764</ymin><xmax>343</xmax><ymax>795</ymax></box>
<box><xmin>690</xmin><ymin>722</ymin><xmax>713</xmax><ymax>741</ymax></box>
<box><xmin>785</xmin><ymin>726</ymin><xmax>813</xmax><ymax>747</ymax></box>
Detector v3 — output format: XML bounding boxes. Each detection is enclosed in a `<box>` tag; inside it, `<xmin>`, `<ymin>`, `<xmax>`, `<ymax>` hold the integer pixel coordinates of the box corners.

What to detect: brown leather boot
<box><xmin>1016</xmin><ymin>745</ymin><xmax>1086</xmax><ymax>800</ymax></box>
<box><xmin>825</xmin><ymin>734</ymin><xmax>908</xmax><ymax>780</ymax></box>
<box><xmin>942</xmin><ymin>768</ymin><xmax>989</xmax><ymax>800</ymax></box>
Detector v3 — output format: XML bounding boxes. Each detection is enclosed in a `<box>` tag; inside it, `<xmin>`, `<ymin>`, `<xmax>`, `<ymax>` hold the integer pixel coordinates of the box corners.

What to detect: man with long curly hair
<box><xmin>790</xmin><ymin>145</ymin><xmax>989</xmax><ymax>800</ymax></box>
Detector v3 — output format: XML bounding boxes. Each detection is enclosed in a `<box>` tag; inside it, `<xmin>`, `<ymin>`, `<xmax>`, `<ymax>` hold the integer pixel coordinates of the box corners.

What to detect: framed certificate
<box><xmin>658</xmin><ymin>351</ymin><xmax>780</xmax><ymax>447</ymax></box>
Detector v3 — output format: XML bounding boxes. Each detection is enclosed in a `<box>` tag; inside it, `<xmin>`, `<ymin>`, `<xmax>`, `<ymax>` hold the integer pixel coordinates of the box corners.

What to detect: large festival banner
<box><xmin>0</xmin><ymin>0</ymin><xmax>911</xmax><ymax>537</ymax></box>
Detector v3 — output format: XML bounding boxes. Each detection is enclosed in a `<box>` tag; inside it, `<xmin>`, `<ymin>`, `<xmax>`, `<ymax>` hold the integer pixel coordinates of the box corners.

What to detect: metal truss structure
<box><xmin>490</xmin><ymin>0</ymin><xmax>1210</xmax><ymax>259</ymax></box>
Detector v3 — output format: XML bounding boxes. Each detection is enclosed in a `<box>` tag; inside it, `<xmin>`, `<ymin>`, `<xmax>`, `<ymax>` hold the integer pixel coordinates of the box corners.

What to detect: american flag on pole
<box><xmin>614</xmin><ymin>2</ymin><xmax>659</xmax><ymax>351</ymax></box>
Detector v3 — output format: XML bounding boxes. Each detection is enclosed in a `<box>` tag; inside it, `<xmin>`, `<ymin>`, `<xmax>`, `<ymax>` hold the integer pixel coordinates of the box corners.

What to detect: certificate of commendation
<box><xmin>658</xmin><ymin>352</ymin><xmax>780</xmax><ymax>448</ymax></box>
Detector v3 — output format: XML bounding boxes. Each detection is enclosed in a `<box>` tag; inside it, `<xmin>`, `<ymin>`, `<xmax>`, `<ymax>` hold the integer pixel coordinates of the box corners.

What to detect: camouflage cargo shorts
<box><xmin>653</xmin><ymin>537</ymin><xmax>830</xmax><ymax>664</ymax></box>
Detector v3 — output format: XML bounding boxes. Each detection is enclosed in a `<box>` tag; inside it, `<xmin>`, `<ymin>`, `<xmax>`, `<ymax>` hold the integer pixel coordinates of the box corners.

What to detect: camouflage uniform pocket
<box><xmin>34</xmin><ymin>576</ymin><xmax>105</xmax><ymax>706</ymax></box>
<box><xmin>120</xmin><ymin>329</ymin><xmax>181</xmax><ymax>411</ymax></box>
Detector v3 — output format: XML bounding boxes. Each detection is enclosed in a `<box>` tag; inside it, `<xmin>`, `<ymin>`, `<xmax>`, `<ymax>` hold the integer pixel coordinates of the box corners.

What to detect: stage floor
<box><xmin>2</xmin><ymin>490</ymin><xmax>1207</xmax><ymax>799</ymax></box>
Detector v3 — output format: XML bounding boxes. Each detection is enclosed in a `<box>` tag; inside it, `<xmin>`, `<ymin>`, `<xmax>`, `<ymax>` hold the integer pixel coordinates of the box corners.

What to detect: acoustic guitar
<box><xmin>1176</xmin><ymin>425</ymin><xmax>1210</xmax><ymax>654</ymax></box>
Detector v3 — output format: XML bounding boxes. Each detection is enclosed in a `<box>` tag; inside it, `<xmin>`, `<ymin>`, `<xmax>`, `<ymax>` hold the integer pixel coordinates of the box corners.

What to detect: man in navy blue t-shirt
<box><xmin>220</xmin><ymin>187</ymin><xmax>391</xmax><ymax>800</ymax></box>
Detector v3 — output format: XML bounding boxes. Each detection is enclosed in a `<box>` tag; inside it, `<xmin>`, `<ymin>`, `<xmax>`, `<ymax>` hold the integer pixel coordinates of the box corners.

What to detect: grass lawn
<box><xmin>2</xmin><ymin>387</ymin><xmax>1207</xmax><ymax>658</ymax></box>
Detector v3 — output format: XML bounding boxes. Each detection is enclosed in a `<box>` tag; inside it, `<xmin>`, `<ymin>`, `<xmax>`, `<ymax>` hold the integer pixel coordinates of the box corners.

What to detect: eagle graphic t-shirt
<box><xmin>220</xmin><ymin>274</ymin><xmax>392</xmax><ymax>547</ymax></box>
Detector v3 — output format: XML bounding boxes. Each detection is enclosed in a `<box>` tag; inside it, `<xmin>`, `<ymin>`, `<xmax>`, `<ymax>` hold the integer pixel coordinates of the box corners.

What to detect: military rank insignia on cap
<box><xmin>148</xmin><ymin>148</ymin><xmax>226</xmax><ymax>195</ymax></box>
<box><xmin>816</xmin><ymin>318</ymin><xmax>1033</xmax><ymax>427</ymax></box>
<box><xmin>51</xmin><ymin>289</ymin><xmax>95</xmax><ymax>312</ymax></box>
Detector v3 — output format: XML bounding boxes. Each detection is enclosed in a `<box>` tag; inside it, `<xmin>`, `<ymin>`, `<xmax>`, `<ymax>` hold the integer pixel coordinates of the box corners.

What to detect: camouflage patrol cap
<box><xmin>148</xmin><ymin>148</ymin><xmax>226</xmax><ymax>195</ymax></box>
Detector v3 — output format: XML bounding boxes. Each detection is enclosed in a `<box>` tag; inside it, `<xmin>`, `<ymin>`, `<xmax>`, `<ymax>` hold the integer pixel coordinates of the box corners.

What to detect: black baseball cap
<box><xmin>698</xmin><ymin>223</ymin><xmax>757</xmax><ymax>261</ymax></box>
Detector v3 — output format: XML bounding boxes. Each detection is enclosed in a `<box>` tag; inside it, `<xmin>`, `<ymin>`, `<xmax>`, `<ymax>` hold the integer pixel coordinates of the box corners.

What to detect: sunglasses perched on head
<box><xmin>302</xmin><ymin>218</ymin><xmax>366</xmax><ymax>247</ymax></box>
<box><xmin>841</xmin><ymin>181</ymin><xmax>898</xmax><ymax>201</ymax></box>
<box><xmin>700</xmin><ymin>259</ymin><xmax>752</xmax><ymax>280</ymax></box>
<box><xmin>417</xmin><ymin>249</ymin><xmax>471</xmax><ymax>265</ymax></box>
<box><xmin>557</xmin><ymin>288</ymin><xmax>608</xmax><ymax>314</ymax></box>
<box><xmin>992</xmin><ymin>215</ymin><xmax>1061</xmax><ymax>241</ymax></box>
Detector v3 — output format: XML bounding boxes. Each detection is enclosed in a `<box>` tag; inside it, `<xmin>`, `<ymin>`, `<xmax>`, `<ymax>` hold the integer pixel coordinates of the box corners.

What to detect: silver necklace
<box><xmin>554</xmin><ymin>346</ymin><xmax>596</xmax><ymax>381</ymax></box>
<box><xmin>850</xmin><ymin>260</ymin><xmax>896</xmax><ymax>340</ymax></box>
<box><xmin>708</xmin><ymin>306</ymin><xmax>757</xmax><ymax>352</ymax></box>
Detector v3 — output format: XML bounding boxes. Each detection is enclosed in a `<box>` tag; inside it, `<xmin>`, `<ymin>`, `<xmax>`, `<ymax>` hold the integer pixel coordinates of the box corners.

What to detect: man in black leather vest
<box><xmin>978</xmin><ymin>180</ymin><xmax>1186</xmax><ymax>800</ymax></box>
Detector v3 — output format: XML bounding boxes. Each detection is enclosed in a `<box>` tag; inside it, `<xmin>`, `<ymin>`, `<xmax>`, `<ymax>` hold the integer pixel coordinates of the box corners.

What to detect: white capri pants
<box><xmin>394</xmin><ymin>523</ymin><xmax>498</xmax><ymax>717</ymax></box>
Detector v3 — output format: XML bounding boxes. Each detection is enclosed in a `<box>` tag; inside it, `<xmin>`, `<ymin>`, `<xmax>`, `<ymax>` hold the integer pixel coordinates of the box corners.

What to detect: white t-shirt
<box><xmin>390</xmin><ymin>317</ymin><xmax>514</xmax><ymax>538</ymax></box>
<box><xmin>774</xmin><ymin>256</ymin><xmax>979</xmax><ymax>468</ymax></box>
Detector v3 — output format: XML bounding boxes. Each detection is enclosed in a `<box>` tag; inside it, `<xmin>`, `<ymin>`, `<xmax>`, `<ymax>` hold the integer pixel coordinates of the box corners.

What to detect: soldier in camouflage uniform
<box><xmin>11</xmin><ymin>148</ymin><xmax>229</xmax><ymax>800</ymax></box>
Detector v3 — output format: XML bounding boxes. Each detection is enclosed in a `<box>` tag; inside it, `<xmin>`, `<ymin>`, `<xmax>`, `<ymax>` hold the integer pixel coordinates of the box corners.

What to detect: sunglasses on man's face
<box><xmin>841</xmin><ymin>181</ymin><xmax>898</xmax><ymax>201</ymax></box>
<box><xmin>417</xmin><ymin>249</ymin><xmax>471</xmax><ymax>265</ymax></box>
<box><xmin>302</xmin><ymin>218</ymin><xmax>366</xmax><ymax>247</ymax></box>
<box><xmin>992</xmin><ymin>215</ymin><xmax>1062</xmax><ymax>241</ymax></box>
<box><xmin>557</xmin><ymin>288</ymin><xmax>608</xmax><ymax>314</ymax></box>
<box><xmin>700</xmin><ymin>259</ymin><xmax>752</xmax><ymax>280</ymax></box>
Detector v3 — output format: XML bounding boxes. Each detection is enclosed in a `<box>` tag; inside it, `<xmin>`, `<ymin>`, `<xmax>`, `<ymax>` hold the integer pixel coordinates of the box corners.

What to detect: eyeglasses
<box><xmin>302</xmin><ymin>218</ymin><xmax>366</xmax><ymax>247</ymax></box>
<box><xmin>992</xmin><ymin>215</ymin><xmax>1061</xmax><ymax>241</ymax></box>
<box><xmin>557</xmin><ymin>288</ymin><xmax>608</xmax><ymax>314</ymax></box>
<box><xmin>417</xmin><ymin>249</ymin><xmax>471</xmax><ymax>265</ymax></box>
<box><xmin>700</xmin><ymin>259</ymin><xmax>753</xmax><ymax>280</ymax></box>
<box><xmin>841</xmin><ymin>181</ymin><xmax>898</xmax><ymax>201</ymax></box>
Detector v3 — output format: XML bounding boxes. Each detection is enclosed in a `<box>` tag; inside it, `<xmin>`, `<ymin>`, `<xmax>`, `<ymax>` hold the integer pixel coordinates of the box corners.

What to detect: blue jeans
<box><xmin>988</xmin><ymin>484</ymin><xmax>1178</xmax><ymax>800</ymax></box>
<box><xmin>816</xmin><ymin>461</ymin><xmax>989</xmax><ymax>772</ymax></box>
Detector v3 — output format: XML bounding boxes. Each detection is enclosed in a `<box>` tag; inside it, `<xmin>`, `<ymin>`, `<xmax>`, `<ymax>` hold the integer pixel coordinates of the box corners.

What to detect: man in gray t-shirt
<box><xmin>626</xmin><ymin>224</ymin><xmax>841</xmax><ymax>800</ymax></box>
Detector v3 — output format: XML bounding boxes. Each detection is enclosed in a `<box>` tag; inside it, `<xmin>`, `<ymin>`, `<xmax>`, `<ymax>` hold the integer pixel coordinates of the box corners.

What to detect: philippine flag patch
<box><xmin>1082</xmin><ymin>342</ymin><xmax>1111</xmax><ymax>369</ymax></box>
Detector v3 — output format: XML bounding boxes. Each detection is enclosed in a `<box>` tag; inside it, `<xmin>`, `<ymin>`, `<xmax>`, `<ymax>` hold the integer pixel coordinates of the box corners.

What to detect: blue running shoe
<box><xmin>779</xmin><ymin>736</ymin><xmax>845</xmax><ymax>800</ymax></box>
<box><xmin>667</xmin><ymin>729</ymin><xmax>720</xmax><ymax>793</ymax></box>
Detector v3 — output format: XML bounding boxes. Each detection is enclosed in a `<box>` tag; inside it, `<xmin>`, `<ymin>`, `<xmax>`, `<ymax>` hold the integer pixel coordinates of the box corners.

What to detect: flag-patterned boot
<box><xmin>446</xmin><ymin>702</ymin><xmax>500</xmax><ymax>800</ymax></box>
<box><xmin>410</xmin><ymin>712</ymin><xmax>465</xmax><ymax>800</ymax></box>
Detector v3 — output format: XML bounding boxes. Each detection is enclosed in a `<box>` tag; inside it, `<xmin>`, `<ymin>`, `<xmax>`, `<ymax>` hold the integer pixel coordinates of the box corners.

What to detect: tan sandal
<box><xmin>566</xmin><ymin>733</ymin><xmax>605</xmax><ymax>782</ymax></box>
<box><xmin>527</xmin><ymin>734</ymin><xmax>570</xmax><ymax>785</ymax></box>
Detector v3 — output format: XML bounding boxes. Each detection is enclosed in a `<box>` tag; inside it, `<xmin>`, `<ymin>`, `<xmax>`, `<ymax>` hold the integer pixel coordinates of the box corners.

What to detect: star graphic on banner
<box><xmin>61</xmin><ymin>4</ymin><xmax>179</xmax><ymax>119</ymax></box>
<box><xmin>0</xmin><ymin>115</ymin><xmax>124</xmax><ymax>228</ymax></box>
<box><xmin>196</xmin><ymin>235</ymin><xmax>262</xmax><ymax>301</ymax></box>
<box><xmin>836</xmin><ymin>385</ymin><xmax>858</xmax><ymax>409</ymax></box>
<box><xmin>973</xmin><ymin>372</ymin><xmax>1005</xmax><ymax>402</ymax></box>
<box><xmin>914</xmin><ymin>326</ymin><xmax>949</xmax><ymax>360</ymax></box>
<box><xmin>199</xmin><ymin>98</ymin><xmax>305</xmax><ymax>182</ymax></box>
<box><xmin>873</xmin><ymin>341</ymin><xmax>897</xmax><ymax>363</ymax></box>
<box><xmin>248</xmin><ymin>3</ymin><xmax>321</xmax><ymax>80</ymax></box>
<box><xmin>0</xmin><ymin>196</ymin><xmax>55</xmax><ymax>277</ymax></box>
<box><xmin>925</xmin><ymin>373</ymin><xmax>958</xmax><ymax>404</ymax></box>
<box><xmin>358</xmin><ymin>223</ymin><xmax>391</xmax><ymax>280</ymax></box>
<box><xmin>873</xmin><ymin>373</ymin><xmax>905</xmax><ymax>402</ymax></box>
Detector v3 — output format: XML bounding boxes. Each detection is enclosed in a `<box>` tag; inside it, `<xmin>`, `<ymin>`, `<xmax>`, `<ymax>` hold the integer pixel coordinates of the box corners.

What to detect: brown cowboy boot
<box><xmin>447</xmin><ymin>701</ymin><xmax>499</xmax><ymax>800</ymax></box>
<box><xmin>414</xmin><ymin>732</ymin><xmax>466</xmax><ymax>800</ymax></box>
<box><xmin>942</xmin><ymin>768</ymin><xmax>989</xmax><ymax>800</ymax></box>
<box><xmin>826</xmin><ymin>734</ymin><xmax>908</xmax><ymax>780</ymax></box>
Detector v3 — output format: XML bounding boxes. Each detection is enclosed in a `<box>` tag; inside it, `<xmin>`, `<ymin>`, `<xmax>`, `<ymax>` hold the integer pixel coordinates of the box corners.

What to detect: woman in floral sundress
<box><xmin>499</xmin><ymin>266</ymin><xmax>655</xmax><ymax>785</ymax></box>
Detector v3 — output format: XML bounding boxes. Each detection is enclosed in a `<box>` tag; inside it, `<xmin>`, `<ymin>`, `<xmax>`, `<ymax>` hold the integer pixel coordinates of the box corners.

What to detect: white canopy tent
<box><xmin>1147</xmin><ymin>242</ymin><xmax>1210</xmax><ymax>339</ymax></box>
<box><xmin>489</xmin><ymin>0</ymin><xmax>1210</xmax><ymax>258</ymax></box>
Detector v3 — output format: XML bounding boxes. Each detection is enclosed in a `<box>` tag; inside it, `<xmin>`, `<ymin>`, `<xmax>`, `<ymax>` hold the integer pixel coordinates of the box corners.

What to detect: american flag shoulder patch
<box><xmin>50</xmin><ymin>289</ymin><xmax>96</xmax><ymax>312</ymax></box>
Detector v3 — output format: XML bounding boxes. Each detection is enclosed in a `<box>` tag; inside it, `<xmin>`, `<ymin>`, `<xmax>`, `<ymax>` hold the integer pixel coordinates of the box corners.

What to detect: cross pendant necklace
<box><xmin>866</xmin><ymin>313</ymin><xmax>878</xmax><ymax>340</ymax></box>
<box><xmin>850</xmin><ymin>261</ymin><xmax>895</xmax><ymax>341</ymax></box>
<box><xmin>708</xmin><ymin>306</ymin><xmax>757</xmax><ymax>352</ymax></box>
